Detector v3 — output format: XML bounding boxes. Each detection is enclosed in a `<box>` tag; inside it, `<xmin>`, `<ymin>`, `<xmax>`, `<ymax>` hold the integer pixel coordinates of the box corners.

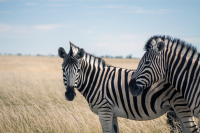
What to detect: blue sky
<box><xmin>0</xmin><ymin>0</ymin><xmax>200</xmax><ymax>58</ymax></box>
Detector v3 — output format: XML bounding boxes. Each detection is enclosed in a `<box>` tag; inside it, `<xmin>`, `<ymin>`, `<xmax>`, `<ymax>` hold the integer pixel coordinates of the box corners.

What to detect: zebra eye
<box><xmin>77</xmin><ymin>69</ymin><xmax>80</xmax><ymax>73</ymax></box>
<box><xmin>145</xmin><ymin>61</ymin><xmax>151</xmax><ymax>65</ymax></box>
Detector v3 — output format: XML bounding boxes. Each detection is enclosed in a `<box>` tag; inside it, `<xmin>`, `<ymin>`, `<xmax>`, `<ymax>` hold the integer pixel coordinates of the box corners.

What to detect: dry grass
<box><xmin>0</xmin><ymin>55</ymin><xmax>171</xmax><ymax>133</ymax></box>
<box><xmin>103</xmin><ymin>58</ymin><xmax>140</xmax><ymax>69</ymax></box>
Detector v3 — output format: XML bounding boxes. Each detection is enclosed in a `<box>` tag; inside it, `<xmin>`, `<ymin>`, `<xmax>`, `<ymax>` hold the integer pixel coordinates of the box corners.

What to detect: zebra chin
<box><xmin>128</xmin><ymin>78</ymin><xmax>144</xmax><ymax>96</ymax></box>
<box><xmin>65</xmin><ymin>87</ymin><xmax>76</xmax><ymax>101</ymax></box>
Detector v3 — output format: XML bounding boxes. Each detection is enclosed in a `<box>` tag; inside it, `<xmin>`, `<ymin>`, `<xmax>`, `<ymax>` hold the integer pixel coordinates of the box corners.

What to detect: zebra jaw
<box><xmin>128</xmin><ymin>78</ymin><xmax>143</xmax><ymax>96</ymax></box>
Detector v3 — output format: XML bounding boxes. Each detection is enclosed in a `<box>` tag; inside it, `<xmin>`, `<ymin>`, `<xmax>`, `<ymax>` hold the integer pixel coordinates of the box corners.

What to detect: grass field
<box><xmin>0</xmin><ymin>55</ymin><xmax>172</xmax><ymax>133</ymax></box>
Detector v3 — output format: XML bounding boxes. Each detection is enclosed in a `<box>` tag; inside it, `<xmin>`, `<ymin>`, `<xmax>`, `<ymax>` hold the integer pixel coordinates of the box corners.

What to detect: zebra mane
<box><xmin>144</xmin><ymin>35</ymin><xmax>200</xmax><ymax>60</ymax></box>
<box><xmin>69</xmin><ymin>42</ymin><xmax>111</xmax><ymax>67</ymax></box>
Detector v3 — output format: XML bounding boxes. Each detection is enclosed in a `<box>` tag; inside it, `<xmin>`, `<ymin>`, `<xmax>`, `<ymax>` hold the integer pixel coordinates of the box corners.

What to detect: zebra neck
<box><xmin>164</xmin><ymin>46</ymin><xmax>200</xmax><ymax>103</ymax></box>
<box><xmin>76</xmin><ymin>60</ymin><xmax>102</xmax><ymax>102</ymax></box>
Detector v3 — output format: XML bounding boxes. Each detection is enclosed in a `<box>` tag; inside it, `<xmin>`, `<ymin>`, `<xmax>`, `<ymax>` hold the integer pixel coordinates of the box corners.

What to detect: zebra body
<box><xmin>129</xmin><ymin>35</ymin><xmax>200</xmax><ymax>129</ymax></box>
<box><xmin>58</xmin><ymin>43</ymin><xmax>198</xmax><ymax>133</ymax></box>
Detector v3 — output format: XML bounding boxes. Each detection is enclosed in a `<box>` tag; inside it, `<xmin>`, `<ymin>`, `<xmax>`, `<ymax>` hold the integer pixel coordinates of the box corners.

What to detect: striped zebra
<box><xmin>58</xmin><ymin>43</ymin><xmax>198</xmax><ymax>133</ymax></box>
<box><xmin>128</xmin><ymin>35</ymin><xmax>200</xmax><ymax>129</ymax></box>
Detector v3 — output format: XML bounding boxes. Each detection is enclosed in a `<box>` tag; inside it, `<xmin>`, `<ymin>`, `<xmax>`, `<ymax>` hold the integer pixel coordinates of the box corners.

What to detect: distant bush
<box><xmin>104</xmin><ymin>55</ymin><xmax>114</xmax><ymax>58</ymax></box>
<box><xmin>126</xmin><ymin>54</ymin><xmax>132</xmax><ymax>59</ymax></box>
<box><xmin>49</xmin><ymin>54</ymin><xmax>55</xmax><ymax>57</ymax></box>
<box><xmin>36</xmin><ymin>54</ymin><xmax>43</xmax><ymax>56</ymax></box>
<box><xmin>100</xmin><ymin>55</ymin><xmax>141</xmax><ymax>59</ymax></box>
<box><xmin>115</xmin><ymin>56</ymin><xmax>123</xmax><ymax>58</ymax></box>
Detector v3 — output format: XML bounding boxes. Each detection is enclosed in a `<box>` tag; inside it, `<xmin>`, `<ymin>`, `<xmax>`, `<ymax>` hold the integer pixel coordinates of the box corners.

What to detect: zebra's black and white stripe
<box><xmin>129</xmin><ymin>35</ymin><xmax>200</xmax><ymax>129</ymax></box>
<box><xmin>58</xmin><ymin>43</ymin><xmax>198</xmax><ymax>133</ymax></box>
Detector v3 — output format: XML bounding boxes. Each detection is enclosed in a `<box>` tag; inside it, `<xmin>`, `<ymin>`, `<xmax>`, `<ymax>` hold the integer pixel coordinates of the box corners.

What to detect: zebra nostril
<box><xmin>65</xmin><ymin>91</ymin><xmax>76</xmax><ymax>101</ymax></box>
<box><xmin>128</xmin><ymin>78</ymin><xmax>144</xmax><ymax>96</ymax></box>
<box><xmin>65</xmin><ymin>86</ymin><xmax>76</xmax><ymax>101</ymax></box>
<box><xmin>129</xmin><ymin>78</ymin><xmax>136</xmax><ymax>89</ymax></box>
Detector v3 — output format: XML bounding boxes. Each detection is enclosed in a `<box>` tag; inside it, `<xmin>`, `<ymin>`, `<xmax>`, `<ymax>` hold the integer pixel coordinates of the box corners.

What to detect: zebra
<box><xmin>58</xmin><ymin>43</ymin><xmax>198</xmax><ymax>133</ymax></box>
<box><xmin>128</xmin><ymin>35</ymin><xmax>200</xmax><ymax>128</ymax></box>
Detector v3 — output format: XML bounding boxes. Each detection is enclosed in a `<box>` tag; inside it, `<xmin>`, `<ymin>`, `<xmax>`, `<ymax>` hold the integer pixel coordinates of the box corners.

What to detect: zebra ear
<box><xmin>75</xmin><ymin>48</ymin><xmax>85</xmax><ymax>59</ymax></box>
<box><xmin>153</xmin><ymin>41</ymin><xmax>165</xmax><ymax>53</ymax></box>
<box><xmin>58</xmin><ymin>47</ymin><xmax>67</xmax><ymax>58</ymax></box>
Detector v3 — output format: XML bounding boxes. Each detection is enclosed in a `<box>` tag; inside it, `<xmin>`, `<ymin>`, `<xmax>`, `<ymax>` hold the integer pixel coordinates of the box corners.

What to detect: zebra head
<box><xmin>58</xmin><ymin>46</ymin><xmax>85</xmax><ymax>101</ymax></box>
<box><xmin>129</xmin><ymin>36</ymin><xmax>165</xmax><ymax>96</ymax></box>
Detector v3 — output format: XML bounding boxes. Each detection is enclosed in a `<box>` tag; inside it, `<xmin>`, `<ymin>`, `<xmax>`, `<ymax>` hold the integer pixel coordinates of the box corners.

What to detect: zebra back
<box><xmin>144</xmin><ymin>35</ymin><xmax>200</xmax><ymax>61</ymax></box>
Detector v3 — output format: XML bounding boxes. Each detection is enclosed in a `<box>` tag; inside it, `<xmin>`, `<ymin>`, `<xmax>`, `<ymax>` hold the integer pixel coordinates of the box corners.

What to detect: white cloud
<box><xmin>44</xmin><ymin>4</ymin><xmax>70</xmax><ymax>6</ymax></box>
<box><xmin>102</xmin><ymin>5</ymin><xmax>124</xmax><ymax>9</ymax></box>
<box><xmin>101</xmin><ymin>5</ymin><xmax>172</xmax><ymax>14</ymax></box>
<box><xmin>129</xmin><ymin>7</ymin><xmax>172</xmax><ymax>14</ymax></box>
<box><xmin>79</xmin><ymin>30</ymin><xmax>94</xmax><ymax>34</ymax></box>
<box><xmin>85</xmin><ymin>11</ymin><xmax>104</xmax><ymax>15</ymax></box>
<box><xmin>0</xmin><ymin>23</ymin><xmax>75</xmax><ymax>34</ymax></box>
<box><xmin>32</xmin><ymin>24</ymin><xmax>74</xmax><ymax>30</ymax></box>
<box><xmin>49</xmin><ymin>0</ymin><xmax>116</xmax><ymax>1</ymax></box>
<box><xmin>0</xmin><ymin>23</ymin><xmax>12</xmax><ymax>32</ymax></box>
<box><xmin>0</xmin><ymin>24</ymin><xmax>30</xmax><ymax>33</ymax></box>
<box><xmin>25</xmin><ymin>2</ymin><xmax>38</xmax><ymax>6</ymax></box>
<box><xmin>32</xmin><ymin>24</ymin><xmax>62</xmax><ymax>30</ymax></box>
<box><xmin>0</xmin><ymin>11</ymin><xmax>12</xmax><ymax>13</ymax></box>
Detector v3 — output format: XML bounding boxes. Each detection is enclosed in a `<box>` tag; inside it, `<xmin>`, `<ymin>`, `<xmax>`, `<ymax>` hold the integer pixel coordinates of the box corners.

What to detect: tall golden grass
<box><xmin>0</xmin><ymin>55</ymin><xmax>171</xmax><ymax>133</ymax></box>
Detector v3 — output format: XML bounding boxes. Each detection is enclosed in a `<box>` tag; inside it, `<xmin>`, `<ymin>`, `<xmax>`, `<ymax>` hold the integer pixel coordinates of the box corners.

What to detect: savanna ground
<box><xmin>0</xmin><ymin>55</ymin><xmax>173</xmax><ymax>133</ymax></box>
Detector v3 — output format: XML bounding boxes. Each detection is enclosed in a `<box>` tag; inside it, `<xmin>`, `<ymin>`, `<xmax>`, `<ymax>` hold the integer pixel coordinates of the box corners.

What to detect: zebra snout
<box><xmin>65</xmin><ymin>86</ymin><xmax>76</xmax><ymax>101</ymax></box>
<box><xmin>128</xmin><ymin>78</ymin><xmax>143</xmax><ymax>96</ymax></box>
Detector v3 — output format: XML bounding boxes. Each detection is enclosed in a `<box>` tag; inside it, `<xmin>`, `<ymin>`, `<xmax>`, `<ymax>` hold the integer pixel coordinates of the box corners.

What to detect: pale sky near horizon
<box><xmin>0</xmin><ymin>0</ymin><xmax>200</xmax><ymax>58</ymax></box>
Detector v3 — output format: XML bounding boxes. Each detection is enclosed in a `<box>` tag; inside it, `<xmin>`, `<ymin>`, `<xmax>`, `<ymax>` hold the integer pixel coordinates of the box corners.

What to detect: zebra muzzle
<box><xmin>65</xmin><ymin>86</ymin><xmax>76</xmax><ymax>101</ymax></box>
<box><xmin>128</xmin><ymin>78</ymin><xmax>143</xmax><ymax>96</ymax></box>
